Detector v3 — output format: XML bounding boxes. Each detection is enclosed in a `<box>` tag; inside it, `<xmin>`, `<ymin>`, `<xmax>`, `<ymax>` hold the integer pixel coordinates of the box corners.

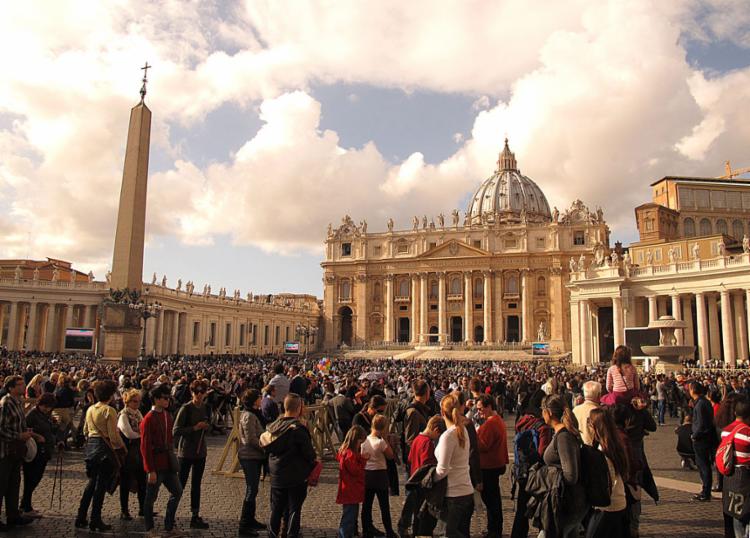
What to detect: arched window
<box><xmin>537</xmin><ymin>276</ymin><xmax>546</xmax><ymax>296</ymax></box>
<box><xmin>450</xmin><ymin>277</ymin><xmax>461</xmax><ymax>295</ymax></box>
<box><xmin>717</xmin><ymin>219</ymin><xmax>728</xmax><ymax>235</ymax></box>
<box><xmin>373</xmin><ymin>281</ymin><xmax>381</xmax><ymax>302</ymax></box>
<box><xmin>474</xmin><ymin>278</ymin><xmax>483</xmax><ymax>297</ymax></box>
<box><xmin>430</xmin><ymin>280</ymin><xmax>438</xmax><ymax>299</ymax></box>
<box><xmin>733</xmin><ymin>219</ymin><xmax>744</xmax><ymax>239</ymax></box>
<box><xmin>399</xmin><ymin>279</ymin><xmax>410</xmax><ymax>297</ymax></box>
<box><xmin>340</xmin><ymin>280</ymin><xmax>351</xmax><ymax>300</ymax></box>
<box><xmin>507</xmin><ymin>275</ymin><xmax>518</xmax><ymax>294</ymax></box>
<box><xmin>683</xmin><ymin>217</ymin><xmax>695</xmax><ymax>238</ymax></box>
<box><xmin>699</xmin><ymin>218</ymin><xmax>712</xmax><ymax>236</ymax></box>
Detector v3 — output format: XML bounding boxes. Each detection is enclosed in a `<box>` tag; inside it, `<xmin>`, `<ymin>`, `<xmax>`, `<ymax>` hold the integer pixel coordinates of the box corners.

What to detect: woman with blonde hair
<box><xmin>435</xmin><ymin>393</ymin><xmax>474</xmax><ymax>538</ymax></box>
<box><xmin>26</xmin><ymin>374</ymin><xmax>44</xmax><ymax>399</ymax></box>
<box><xmin>117</xmin><ymin>388</ymin><xmax>146</xmax><ymax>520</ymax></box>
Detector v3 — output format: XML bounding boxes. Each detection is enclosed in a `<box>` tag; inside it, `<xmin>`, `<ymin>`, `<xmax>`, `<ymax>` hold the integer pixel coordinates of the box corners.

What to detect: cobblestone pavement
<box><xmin>9</xmin><ymin>414</ymin><xmax>724</xmax><ymax>537</ymax></box>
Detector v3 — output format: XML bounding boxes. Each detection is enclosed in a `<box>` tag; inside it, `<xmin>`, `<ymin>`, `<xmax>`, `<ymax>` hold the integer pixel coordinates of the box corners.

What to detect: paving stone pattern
<box><xmin>12</xmin><ymin>415</ymin><xmax>724</xmax><ymax>537</ymax></box>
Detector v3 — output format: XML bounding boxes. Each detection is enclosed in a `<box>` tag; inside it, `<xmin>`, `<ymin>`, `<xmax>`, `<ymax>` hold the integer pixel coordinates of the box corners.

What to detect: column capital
<box><xmin>482</xmin><ymin>270</ymin><xmax>493</xmax><ymax>278</ymax></box>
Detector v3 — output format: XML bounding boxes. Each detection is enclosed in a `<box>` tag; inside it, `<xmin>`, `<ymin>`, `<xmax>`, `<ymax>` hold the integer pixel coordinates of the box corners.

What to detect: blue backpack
<box><xmin>511</xmin><ymin>428</ymin><xmax>541</xmax><ymax>498</ymax></box>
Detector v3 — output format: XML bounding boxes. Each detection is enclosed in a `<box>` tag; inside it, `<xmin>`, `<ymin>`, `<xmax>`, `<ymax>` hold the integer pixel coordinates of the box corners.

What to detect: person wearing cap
<box><xmin>21</xmin><ymin>392</ymin><xmax>59</xmax><ymax>518</ymax></box>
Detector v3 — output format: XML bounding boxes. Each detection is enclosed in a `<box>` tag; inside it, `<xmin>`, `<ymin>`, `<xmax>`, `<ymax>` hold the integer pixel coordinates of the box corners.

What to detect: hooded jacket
<box><xmin>525</xmin><ymin>462</ymin><xmax>565</xmax><ymax>537</ymax></box>
<box><xmin>261</xmin><ymin>416</ymin><xmax>316</xmax><ymax>488</ymax></box>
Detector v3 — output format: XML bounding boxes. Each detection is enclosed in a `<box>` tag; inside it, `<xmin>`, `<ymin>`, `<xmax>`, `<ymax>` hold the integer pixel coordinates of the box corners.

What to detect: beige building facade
<box><xmin>321</xmin><ymin>141</ymin><xmax>608</xmax><ymax>351</ymax></box>
<box><xmin>0</xmin><ymin>260</ymin><xmax>320</xmax><ymax>356</ymax></box>
<box><xmin>569</xmin><ymin>173</ymin><xmax>750</xmax><ymax>366</ymax></box>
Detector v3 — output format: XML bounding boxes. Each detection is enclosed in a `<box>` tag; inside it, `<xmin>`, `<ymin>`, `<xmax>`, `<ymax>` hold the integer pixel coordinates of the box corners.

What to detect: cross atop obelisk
<box><xmin>140</xmin><ymin>62</ymin><xmax>151</xmax><ymax>103</ymax></box>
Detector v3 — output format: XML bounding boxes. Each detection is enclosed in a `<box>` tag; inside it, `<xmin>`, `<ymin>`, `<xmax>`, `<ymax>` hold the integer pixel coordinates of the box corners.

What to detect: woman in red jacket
<box><xmin>336</xmin><ymin>425</ymin><xmax>369</xmax><ymax>538</ymax></box>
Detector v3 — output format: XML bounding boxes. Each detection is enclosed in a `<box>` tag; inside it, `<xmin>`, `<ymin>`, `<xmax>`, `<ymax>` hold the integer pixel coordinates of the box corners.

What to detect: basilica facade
<box><xmin>321</xmin><ymin>141</ymin><xmax>608</xmax><ymax>352</ymax></box>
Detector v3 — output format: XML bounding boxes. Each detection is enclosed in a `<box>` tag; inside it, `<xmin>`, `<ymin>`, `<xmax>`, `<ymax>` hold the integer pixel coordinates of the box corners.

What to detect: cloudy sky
<box><xmin>2</xmin><ymin>1</ymin><xmax>749</xmax><ymax>296</ymax></box>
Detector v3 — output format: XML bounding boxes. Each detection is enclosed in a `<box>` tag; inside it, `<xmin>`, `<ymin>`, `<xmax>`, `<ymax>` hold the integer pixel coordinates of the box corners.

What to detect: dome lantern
<box><xmin>498</xmin><ymin>138</ymin><xmax>517</xmax><ymax>172</ymax></box>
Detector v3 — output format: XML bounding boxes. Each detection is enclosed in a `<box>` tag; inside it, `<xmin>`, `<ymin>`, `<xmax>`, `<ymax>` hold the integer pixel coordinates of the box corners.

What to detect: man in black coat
<box><xmin>262</xmin><ymin>393</ymin><xmax>317</xmax><ymax>538</ymax></box>
<box><xmin>690</xmin><ymin>381</ymin><xmax>715</xmax><ymax>501</ymax></box>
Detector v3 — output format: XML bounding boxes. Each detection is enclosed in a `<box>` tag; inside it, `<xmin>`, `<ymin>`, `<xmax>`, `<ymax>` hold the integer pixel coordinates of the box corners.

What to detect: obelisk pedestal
<box><xmin>101</xmin><ymin>92</ymin><xmax>152</xmax><ymax>363</ymax></box>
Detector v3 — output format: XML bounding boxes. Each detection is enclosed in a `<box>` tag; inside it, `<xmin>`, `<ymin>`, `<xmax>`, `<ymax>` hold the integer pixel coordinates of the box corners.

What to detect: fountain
<box><xmin>640</xmin><ymin>315</ymin><xmax>695</xmax><ymax>374</ymax></box>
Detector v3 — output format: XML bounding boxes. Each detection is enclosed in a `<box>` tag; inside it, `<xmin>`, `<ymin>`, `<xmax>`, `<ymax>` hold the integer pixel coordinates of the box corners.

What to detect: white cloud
<box><xmin>1</xmin><ymin>0</ymin><xmax>750</xmax><ymax>274</ymax></box>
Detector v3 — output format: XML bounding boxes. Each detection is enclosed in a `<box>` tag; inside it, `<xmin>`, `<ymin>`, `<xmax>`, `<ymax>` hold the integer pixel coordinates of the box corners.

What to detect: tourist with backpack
<box><xmin>585</xmin><ymin>408</ymin><xmax>630</xmax><ymax>538</ymax></box>
<box><xmin>539</xmin><ymin>394</ymin><xmax>587</xmax><ymax>538</ymax></box>
<box><xmin>510</xmin><ymin>398</ymin><xmax>552</xmax><ymax>538</ymax></box>
<box><xmin>716</xmin><ymin>394</ymin><xmax>750</xmax><ymax>537</ymax></box>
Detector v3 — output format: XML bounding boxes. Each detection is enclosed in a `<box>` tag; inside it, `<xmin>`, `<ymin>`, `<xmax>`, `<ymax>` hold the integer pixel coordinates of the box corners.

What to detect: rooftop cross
<box><xmin>139</xmin><ymin>62</ymin><xmax>152</xmax><ymax>102</ymax></box>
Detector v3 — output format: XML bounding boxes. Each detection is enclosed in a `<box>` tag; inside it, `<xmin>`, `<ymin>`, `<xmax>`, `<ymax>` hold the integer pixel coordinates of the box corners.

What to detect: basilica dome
<box><xmin>466</xmin><ymin>140</ymin><xmax>552</xmax><ymax>225</ymax></box>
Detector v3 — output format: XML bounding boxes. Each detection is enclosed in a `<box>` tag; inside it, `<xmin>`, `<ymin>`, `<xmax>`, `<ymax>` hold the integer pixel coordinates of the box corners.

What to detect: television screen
<box><xmin>284</xmin><ymin>342</ymin><xmax>300</xmax><ymax>354</ymax></box>
<box><xmin>64</xmin><ymin>328</ymin><xmax>94</xmax><ymax>351</ymax></box>
<box><xmin>625</xmin><ymin>327</ymin><xmax>661</xmax><ymax>357</ymax></box>
<box><xmin>532</xmin><ymin>342</ymin><xmax>550</xmax><ymax>356</ymax></box>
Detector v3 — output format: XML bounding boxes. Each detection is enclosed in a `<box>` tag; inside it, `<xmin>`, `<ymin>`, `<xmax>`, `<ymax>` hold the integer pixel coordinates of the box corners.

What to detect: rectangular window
<box><xmin>397</xmin><ymin>243</ymin><xmax>409</xmax><ymax>254</ymax></box>
<box><xmin>209</xmin><ymin>323</ymin><xmax>216</xmax><ymax>347</ymax></box>
<box><xmin>430</xmin><ymin>304</ymin><xmax>438</xmax><ymax>311</ymax></box>
<box><xmin>711</xmin><ymin>190</ymin><xmax>727</xmax><ymax>208</ymax></box>
<box><xmin>429</xmin><ymin>242</ymin><xmax>437</xmax><ymax>250</ymax></box>
<box><xmin>275</xmin><ymin>326</ymin><xmax>280</xmax><ymax>345</ymax></box>
<box><xmin>508</xmin><ymin>303</ymin><xmax>517</xmax><ymax>309</ymax></box>
<box><xmin>504</xmin><ymin>239</ymin><xmax>518</xmax><ymax>249</ymax></box>
<box><xmin>264</xmin><ymin>325</ymin><xmax>269</xmax><ymax>346</ymax></box>
<box><xmin>341</xmin><ymin>242</ymin><xmax>352</xmax><ymax>256</ymax></box>
<box><xmin>285</xmin><ymin>326</ymin><xmax>290</xmax><ymax>342</ymax></box>
<box><xmin>373</xmin><ymin>245</ymin><xmax>382</xmax><ymax>256</ymax></box>
<box><xmin>475</xmin><ymin>303</ymin><xmax>482</xmax><ymax>309</ymax></box>
<box><xmin>252</xmin><ymin>324</ymin><xmax>257</xmax><ymax>345</ymax></box>
<box><xmin>645</xmin><ymin>219</ymin><xmax>653</xmax><ymax>231</ymax></box>
<box><xmin>696</xmin><ymin>189</ymin><xmax>710</xmax><ymax>208</ymax></box>
<box><xmin>573</xmin><ymin>231</ymin><xmax>585</xmax><ymax>245</ymax></box>
<box><xmin>192</xmin><ymin>322</ymin><xmax>200</xmax><ymax>346</ymax></box>
<box><xmin>225</xmin><ymin>323</ymin><xmax>232</xmax><ymax>346</ymax></box>
<box><xmin>239</xmin><ymin>324</ymin><xmax>245</xmax><ymax>346</ymax></box>
<box><xmin>399</xmin><ymin>305</ymin><xmax>408</xmax><ymax>311</ymax></box>
<box><xmin>473</xmin><ymin>240</ymin><xmax>482</xmax><ymax>249</ymax></box>
<box><xmin>536</xmin><ymin>237</ymin><xmax>545</xmax><ymax>248</ymax></box>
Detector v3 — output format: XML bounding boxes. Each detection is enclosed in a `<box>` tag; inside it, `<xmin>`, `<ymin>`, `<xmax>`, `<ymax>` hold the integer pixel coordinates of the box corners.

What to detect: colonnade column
<box><xmin>483</xmin><ymin>271</ymin><xmax>492</xmax><ymax>344</ymax></box>
<box><xmin>26</xmin><ymin>302</ymin><xmax>39</xmax><ymax>351</ymax></box>
<box><xmin>155</xmin><ymin>312</ymin><xmax>165</xmax><ymax>356</ymax></box>
<box><xmin>580</xmin><ymin>300</ymin><xmax>592</xmax><ymax>365</ymax></box>
<box><xmin>410</xmin><ymin>275</ymin><xmax>419</xmax><ymax>345</ymax></box>
<box><xmin>384</xmin><ymin>276</ymin><xmax>393</xmax><ymax>343</ymax></box>
<box><xmin>438</xmin><ymin>272</ymin><xmax>446</xmax><ymax>344</ymax></box>
<box><xmin>44</xmin><ymin>304</ymin><xmax>57</xmax><ymax>352</ymax></box>
<box><xmin>746</xmin><ymin>290</ymin><xmax>750</xmax><ymax>364</ymax></box>
<box><xmin>464</xmin><ymin>272</ymin><xmax>473</xmax><ymax>344</ymax></box>
<box><xmin>695</xmin><ymin>292</ymin><xmax>709</xmax><ymax>364</ymax></box>
<box><xmin>733</xmin><ymin>292</ymin><xmax>748</xmax><ymax>363</ymax></box>
<box><xmin>419</xmin><ymin>273</ymin><xmax>428</xmax><ymax>344</ymax></box>
<box><xmin>708</xmin><ymin>293</ymin><xmax>721</xmax><ymax>359</ymax></box>
<box><xmin>147</xmin><ymin>315</ymin><xmax>157</xmax><ymax>354</ymax></box>
<box><xmin>720</xmin><ymin>290</ymin><xmax>737</xmax><ymax>368</ymax></box>
<box><xmin>171</xmin><ymin>312</ymin><xmax>180</xmax><ymax>355</ymax></box>
<box><xmin>521</xmin><ymin>271</ymin><xmax>529</xmax><ymax>343</ymax></box>
<box><xmin>671</xmin><ymin>294</ymin><xmax>683</xmax><ymax>345</ymax></box>
<box><xmin>6</xmin><ymin>302</ymin><xmax>18</xmax><ymax>351</ymax></box>
<box><xmin>682</xmin><ymin>297</ymin><xmax>695</xmax><ymax>347</ymax></box>
<box><xmin>612</xmin><ymin>296</ymin><xmax>623</xmax><ymax>349</ymax></box>
<box><xmin>85</xmin><ymin>305</ymin><xmax>97</xmax><ymax>328</ymax></box>
<box><xmin>648</xmin><ymin>296</ymin><xmax>658</xmax><ymax>323</ymax></box>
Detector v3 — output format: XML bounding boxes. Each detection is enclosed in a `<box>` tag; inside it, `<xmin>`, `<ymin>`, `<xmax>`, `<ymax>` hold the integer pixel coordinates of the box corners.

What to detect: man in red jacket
<box><xmin>476</xmin><ymin>394</ymin><xmax>509</xmax><ymax>538</ymax></box>
<box><xmin>140</xmin><ymin>383</ymin><xmax>183</xmax><ymax>536</ymax></box>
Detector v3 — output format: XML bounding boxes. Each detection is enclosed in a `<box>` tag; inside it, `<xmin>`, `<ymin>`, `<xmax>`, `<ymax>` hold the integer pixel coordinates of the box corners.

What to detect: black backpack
<box><xmin>580</xmin><ymin>443</ymin><xmax>612</xmax><ymax>506</ymax></box>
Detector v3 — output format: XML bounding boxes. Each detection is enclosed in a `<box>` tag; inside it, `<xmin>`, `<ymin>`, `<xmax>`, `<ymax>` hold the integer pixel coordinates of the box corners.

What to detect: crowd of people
<box><xmin>0</xmin><ymin>345</ymin><xmax>747</xmax><ymax>537</ymax></box>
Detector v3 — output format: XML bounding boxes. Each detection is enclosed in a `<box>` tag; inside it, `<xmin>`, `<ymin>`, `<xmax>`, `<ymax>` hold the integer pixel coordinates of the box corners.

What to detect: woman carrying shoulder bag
<box><xmin>585</xmin><ymin>408</ymin><xmax>630</xmax><ymax>538</ymax></box>
<box><xmin>541</xmin><ymin>394</ymin><xmax>588</xmax><ymax>538</ymax></box>
<box><xmin>117</xmin><ymin>388</ymin><xmax>146</xmax><ymax>520</ymax></box>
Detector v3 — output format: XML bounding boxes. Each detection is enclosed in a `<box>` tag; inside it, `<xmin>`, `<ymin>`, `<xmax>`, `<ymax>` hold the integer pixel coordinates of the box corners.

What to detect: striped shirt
<box><xmin>0</xmin><ymin>394</ymin><xmax>26</xmax><ymax>459</ymax></box>
<box><xmin>606</xmin><ymin>364</ymin><xmax>640</xmax><ymax>393</ymax></box>
<box><xmin>722</xmin><ymin>419</ymin><xmax>750</xmax><ymax>466</ymax></box>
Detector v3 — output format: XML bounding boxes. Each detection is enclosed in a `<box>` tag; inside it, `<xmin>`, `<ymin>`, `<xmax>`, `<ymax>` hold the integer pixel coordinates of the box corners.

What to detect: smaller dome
<box><xmin>466</xmin><ymin>139</ymin><xmax>551</xmax><ymax>225</ymax></box>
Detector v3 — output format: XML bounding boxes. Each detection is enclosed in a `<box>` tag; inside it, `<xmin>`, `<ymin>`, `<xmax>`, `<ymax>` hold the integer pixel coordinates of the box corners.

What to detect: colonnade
<box><xmin>0</xmin><ymin>301</ymin><xmax>98</xmax><ymax>352</ymax></box>
<box><xmin>577</xmin><ymin>288</ymin><xmax>750</xmax><ymax>366</ymax></box>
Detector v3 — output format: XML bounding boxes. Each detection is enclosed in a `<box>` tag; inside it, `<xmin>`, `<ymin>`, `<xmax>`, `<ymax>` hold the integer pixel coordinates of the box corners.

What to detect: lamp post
<box><xmin>296</xmin><ymin>323</ymin><xmax>319</xmax><ymax>359</ymax></box>
<box><xmin>129</xmin><ymin>301</ymin><xmax>163</xmax><ymax>358</ymax></box>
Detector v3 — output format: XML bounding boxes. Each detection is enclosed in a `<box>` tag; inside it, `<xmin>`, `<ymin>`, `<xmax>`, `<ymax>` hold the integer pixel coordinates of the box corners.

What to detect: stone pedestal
<box><xmin>101</xmin><ymin>303</ymin><xmax>142</xmax><ymax>363</ymax></box>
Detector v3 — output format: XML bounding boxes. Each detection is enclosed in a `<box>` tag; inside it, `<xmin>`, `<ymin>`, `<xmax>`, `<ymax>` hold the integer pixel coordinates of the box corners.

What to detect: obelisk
<box><xmin>101</xmin><ymin>64</ymin><xmax>152</xmax><ymax>362</ymax></box>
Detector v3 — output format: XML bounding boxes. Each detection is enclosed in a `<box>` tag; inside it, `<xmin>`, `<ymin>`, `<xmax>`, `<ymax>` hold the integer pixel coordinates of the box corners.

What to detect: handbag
<box><xmin>723</xmin><ymin>466</ymin><xmax>750</xmax><ymax>524</ymax></box>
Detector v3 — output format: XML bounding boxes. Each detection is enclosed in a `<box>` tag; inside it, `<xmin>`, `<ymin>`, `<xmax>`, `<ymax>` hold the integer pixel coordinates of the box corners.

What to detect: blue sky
<box><xmin>3</xmin><ymin>1</ymin><xmax>750</xmax><ymax>298</ymax></box>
